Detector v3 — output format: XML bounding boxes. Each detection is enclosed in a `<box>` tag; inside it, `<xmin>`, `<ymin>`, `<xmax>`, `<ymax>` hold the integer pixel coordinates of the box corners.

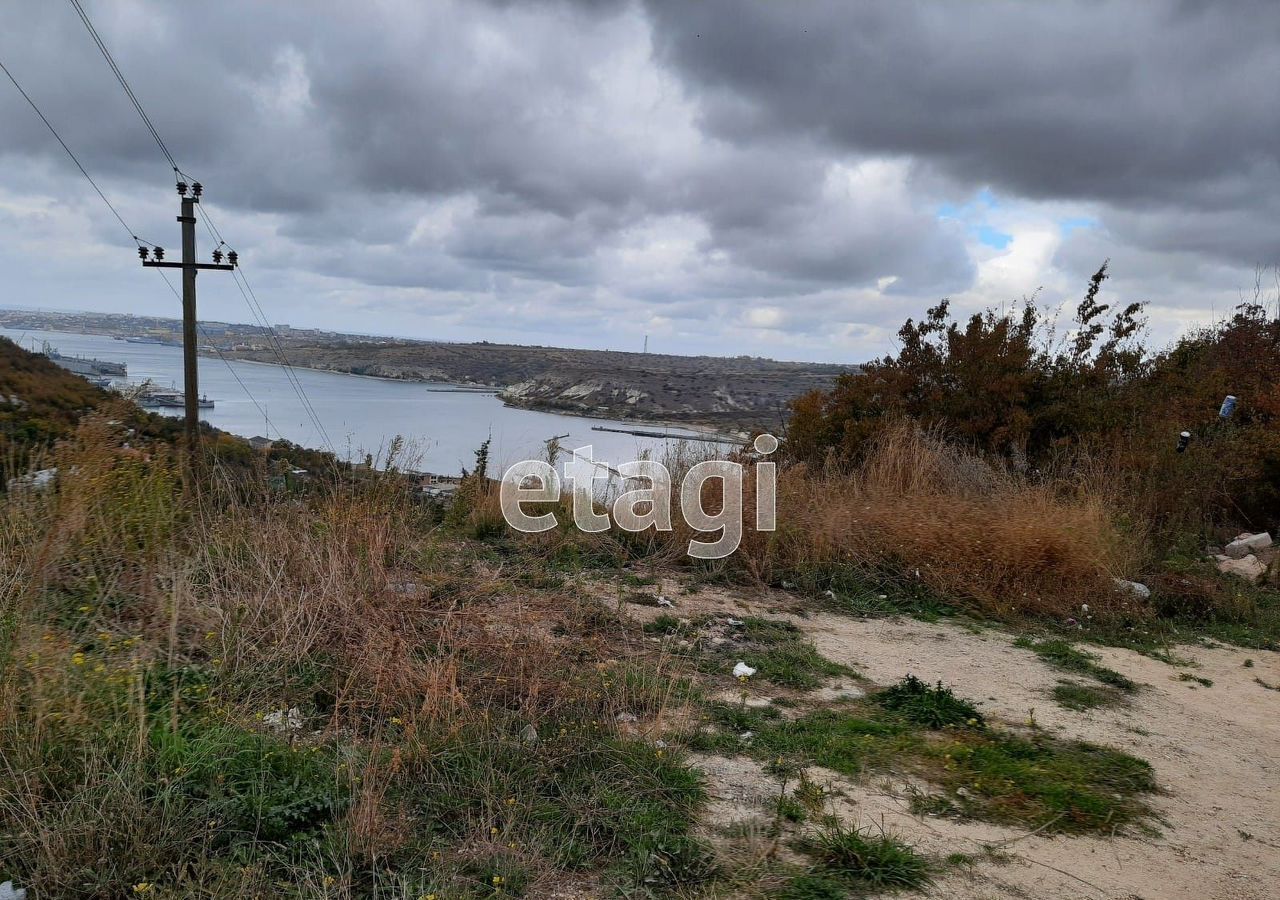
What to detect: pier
<box><xmin>589</xmin><ymin>425</ymin><xmax>744</xmax><ymax>446</ymax></box>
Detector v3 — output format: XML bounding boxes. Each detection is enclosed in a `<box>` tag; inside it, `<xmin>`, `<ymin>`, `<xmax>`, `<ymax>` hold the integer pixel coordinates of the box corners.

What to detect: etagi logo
<box><xmin>499</xmin><ymin>434</ymin><xmax>779</xmax><ymax>560</ymax></box>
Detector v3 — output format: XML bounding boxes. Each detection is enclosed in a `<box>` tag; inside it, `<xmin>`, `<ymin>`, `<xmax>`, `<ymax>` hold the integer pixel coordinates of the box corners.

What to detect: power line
<box><xmin>196</xmin><ymin>205</ymin><xmax>335</xmax><ymax>451</ymax></box>
<box><xmin>0</xmin><ymin>55</ymin><xmax>142</xmax><ymax>245</ymax></box>
<box><xmin>0</xmin><ymin>51</ymin><xmax>281</xmax><ymax>440</ymax></box>
<box><xmin>68</xmin><ymin>0</ymin><xmax>180</xmax><ymax>180</ymax></box>
<box><xmin>62</xmin><ymin>0</ymin><xmax>337</xmax><ymax>454</ymax></box>
<box><xmin>153</xmin><ymin>269</ymin><xmax>282</xmax><ymax>438</ymax></box>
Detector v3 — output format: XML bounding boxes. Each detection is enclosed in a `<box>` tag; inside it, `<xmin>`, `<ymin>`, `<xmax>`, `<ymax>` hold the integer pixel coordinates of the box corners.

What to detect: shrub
<box><xmin>873</xmin><ymin>675</ymin><xmax>984</xmax><ymax>728</ymax></box>
<box><xmin>786</xmin><ymin>265</ymin><xmax>1280</xmax><ymax>545</ymax></box>
<box><xmin>795</xmin><ymin>822</ymin><xmax>931</xmax><ymax>891</ymax></box>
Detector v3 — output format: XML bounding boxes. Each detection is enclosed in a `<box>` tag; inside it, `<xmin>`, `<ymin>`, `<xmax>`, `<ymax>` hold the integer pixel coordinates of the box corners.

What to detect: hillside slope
<box><xmin>223</xmin><ymin>340</ymin><xmax>850</xmax><ymax>429</ymax></box>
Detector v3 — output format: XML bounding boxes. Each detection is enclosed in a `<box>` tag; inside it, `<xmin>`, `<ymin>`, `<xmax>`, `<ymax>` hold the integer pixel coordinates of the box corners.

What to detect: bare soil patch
<box><xmin>602</xmin><ymin>577</ymin><xmax>1280</xmax><ymax>899</ymax></box>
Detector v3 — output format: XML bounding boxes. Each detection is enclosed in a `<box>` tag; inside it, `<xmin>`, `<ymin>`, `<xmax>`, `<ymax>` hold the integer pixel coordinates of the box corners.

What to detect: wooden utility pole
<box><xmin>140</xmin><ymin>181</ymin><xmax>236</xmax><ymax>464</ymax></box>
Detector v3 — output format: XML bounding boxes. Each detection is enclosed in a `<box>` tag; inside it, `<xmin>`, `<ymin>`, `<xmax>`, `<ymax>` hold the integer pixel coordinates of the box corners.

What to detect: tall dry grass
<box><xmin>752</xmin><ymin>427</ymin><xmax>1149</xmax><ymax>619</ymax></box>
<box><xmin>461</xmin><ymin>425</ymin><xmax>1147</xmax><ymax>621</ymax></box>
<box><xmin>0</xmin><ymin>414</ymin><xmax>703</xmax><ymax>897</ymax></box>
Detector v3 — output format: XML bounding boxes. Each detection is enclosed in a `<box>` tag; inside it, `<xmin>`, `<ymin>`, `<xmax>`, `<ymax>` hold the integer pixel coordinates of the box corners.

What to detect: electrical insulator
<box><xmin>154</xmin><ymin>246</ymin><xmax>165</xmax><ymax>260</ymax></box>
<box><xmin>192</xmin><ymin>182</ymin><xmax>203</xmax><ymax>197</ymax></box>
<box><xmin>227</xmin><ymin>250</ymin><xmax>238</xmax><ymax>267</ymax></box>
<box><xmin>176</xmin><ymin>181</ymin><xmax>188</xmax><ymax>196</ymax></box>
<box><xmin>212</xmin><ymin>249</ymin><xmax>223</xmax><ymax>264</ymax></box>
<box><xmin>138</xmin><ymin>246</ymin><xmax>149</xmax><ymax>261</ymax></box>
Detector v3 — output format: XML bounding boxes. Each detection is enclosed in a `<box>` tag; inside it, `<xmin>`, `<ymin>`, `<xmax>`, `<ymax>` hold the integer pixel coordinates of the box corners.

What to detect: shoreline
<box><xmin>211</xmin><ymin>353</ymin><xmax>752</xmax><ymax>443</ymax></box>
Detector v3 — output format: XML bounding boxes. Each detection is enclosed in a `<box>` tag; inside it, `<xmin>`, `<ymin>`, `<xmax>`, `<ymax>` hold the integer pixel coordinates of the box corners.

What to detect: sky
<box><xmin>0</xmin><ymin>0</ymin><xmax>1276</xmax><ymax>364</ymax></box>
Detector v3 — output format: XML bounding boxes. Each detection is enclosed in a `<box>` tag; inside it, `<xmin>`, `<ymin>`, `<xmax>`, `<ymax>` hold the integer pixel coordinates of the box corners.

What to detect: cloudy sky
<box><xmin>0</xmin><ymin>0</ymin><xmax>1276</xmax><ymax>363</ymax></box>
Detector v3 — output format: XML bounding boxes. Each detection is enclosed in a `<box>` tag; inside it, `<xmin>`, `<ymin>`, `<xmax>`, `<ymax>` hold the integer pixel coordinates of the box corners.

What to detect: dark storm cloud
<box><xmin>643</xmin><ymin>0</ymin><xmax>1280</xmax><ymax>268</ymax></box>
<box><xmin>0</xmin><ymin>0</ymin><xmax>1274</xmax><ymax>360</ymax></box>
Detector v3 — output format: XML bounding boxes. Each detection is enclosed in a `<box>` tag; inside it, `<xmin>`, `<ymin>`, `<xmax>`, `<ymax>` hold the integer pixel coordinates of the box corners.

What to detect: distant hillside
<box><xmin>0</xmin><ymin>336</ymin><xmax>109</xmax><ymax>465</ymax></box>
<box><xmin>223</xmin><ymin>340</ymin><xmax>852</xmax><ymax>430</ymax></box>
<box><xmin>0</xmin><ymin>337</ymin><xmax>338</xmax><ymax>480</ymax></box>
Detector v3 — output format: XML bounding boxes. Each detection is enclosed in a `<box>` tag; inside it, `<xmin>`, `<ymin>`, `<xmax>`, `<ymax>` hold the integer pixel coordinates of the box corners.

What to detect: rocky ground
<box><xmin>588</xmin><ymin>576</ymin><xmax>1280</xmax><ymax>900</ymax></box>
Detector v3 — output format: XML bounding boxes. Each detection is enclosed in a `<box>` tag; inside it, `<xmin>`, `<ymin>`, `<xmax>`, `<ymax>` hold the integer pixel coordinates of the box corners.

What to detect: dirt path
<box><xmin>608</xmin><ymin>579</ymin><xmax>1280</xmax><ymax>900</ymax></box>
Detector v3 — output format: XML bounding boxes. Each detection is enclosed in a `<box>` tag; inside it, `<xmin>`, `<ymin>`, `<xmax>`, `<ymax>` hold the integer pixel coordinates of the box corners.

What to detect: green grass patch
<box><xmin>150</xmin><ymin>721</ymin><xmax>348</xmax><ymax>844</ymax></box>
<box><xmin>1052</xmin><ymin>680</ymin><xmax>1123</xmax><ymax>711</ymax></box>
<box><xmin>776</xmin><ymin>871</ymin><xmax>855</xmax><ymax>899</ymax></box>
<box><xmin>1015</xmin><ymin>637</ymin><xmax>1137</xmax><ymax>692</ymax></box>
<box><xmin>778</xmin><ymin>563</ymin><xmax>958</xmax><ymax>621</ymax></box>
<box><xmin>395</xmin><ymin>718</ymin><xmax>715</xmax><ymax>894</ymax></box>
<box><xmin>693</xmin><ymin>690</ymin><xmax>1156</xmax><ymax>834</ymax></box>
<box><xmin>872</xmin><ymin>675</ymin><xmax>984</xmax><ymax>728</ymax></box>
<box><xmin>700</xmin><ymin>616</ymin><xmax>851</xmax><ymax>690</ymax></box>
<box><xmin>794</xmin><ymin>821</ymin><xmax>931</xmax><ymax>892</ymax></box>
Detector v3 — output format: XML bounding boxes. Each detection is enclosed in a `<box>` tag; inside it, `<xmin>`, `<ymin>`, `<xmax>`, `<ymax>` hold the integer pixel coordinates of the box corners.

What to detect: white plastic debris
<box><xmin>732</xmin><ymin>661</ymin><xmax>757</xmax><ymax>679</ymax></box>
<box><xmin>656</xmin><ymin>596</ymin><xmax>674</xmax><ymax>608</ymax></box>
<box><xmin>262</xmin><ymin>707</ymin><xmax>304</xmax><ymax>731</ymax></box>
<box><xmin>725</xmin><ymin>617</ymin><xmax>744</xmax><ymax>627</ymax></box>
<box><xmin>823</xmin><ymin>589</ymin><xmax>836</xmax><ymax>600</ymax></box>
<box><xmin>521</xmin><ymin>724</ymin><xmax>540</xmax><ymax>744</ymax></box>
<box><xmin>0</xmin><ymin>881</ymin><xmax>27</xmax><ymax>900</ymax></box>
<box><xmin>738</xmin><ymin>731</ymin><xmax>754</xmax><ymax>741</ymax></box>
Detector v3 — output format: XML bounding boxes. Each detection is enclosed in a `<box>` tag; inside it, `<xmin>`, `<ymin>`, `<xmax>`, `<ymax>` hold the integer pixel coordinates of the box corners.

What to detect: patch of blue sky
<box><xmin>937</xmin><ymin>190</ymin><xmax>1010</xmax><ymax>249</ymax></box>
<box><xmin>974</xmin><ymin>224</ymin><xmax>1012</xmax><ymax>249</ymax></box>
<box><xmin>1058</xmin><ymin>216</ymin><xmax>1098</xmax><ymax>236</ymax></box>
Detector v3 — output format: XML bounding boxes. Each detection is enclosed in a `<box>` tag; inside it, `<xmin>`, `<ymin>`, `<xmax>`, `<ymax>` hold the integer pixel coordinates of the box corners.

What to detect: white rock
<box><xmin>521</xmin><ymin>724</ymin><xmax>539</xmax><ymax>744</ymax></box>
<box><xmin>1113</xmin><ymin>578</ymin><xmax>1151</xmax><ymax>600</ymax></box>
<box><xmin>0</xmin><ymin>882</ymin><xmax>27</xmax><ymax>900</ymax></box>
<box><xmin>616</xmin><ymin>712</ymin><xmax>638</xmax><ymax>724</ymax></box>
<box><xmin>732</xmin><ymin>661</ymin><xmax>757</xmax><ymax>678</ymax></box>
<box><xmin>1225</xmin><ymin>532</ymin><xmax>1273</xmax><ymax>559</ymax></box>
<box><xmin>1216</xmin><ymin>554</ymin><xmax>1267</xmax><ymax>583</ymax></box>
<box><xmin>262</xmin><ymin>707</ymin><xmax>304</xmax><ymax>731</ymax></box>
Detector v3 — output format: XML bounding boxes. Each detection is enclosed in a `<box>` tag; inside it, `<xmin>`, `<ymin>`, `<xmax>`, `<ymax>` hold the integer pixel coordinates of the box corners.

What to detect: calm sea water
<box><xmin>3</xmin><ymin>328</ymin><xmax>729</xmax><ymax>475</ymax></box>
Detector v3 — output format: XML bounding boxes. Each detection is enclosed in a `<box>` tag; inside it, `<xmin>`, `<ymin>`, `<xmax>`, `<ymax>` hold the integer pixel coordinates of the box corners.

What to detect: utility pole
<box><xmin>139</xmin><ymin>181</ymin><xmax>236</xmax><ymax>465</ymax></box>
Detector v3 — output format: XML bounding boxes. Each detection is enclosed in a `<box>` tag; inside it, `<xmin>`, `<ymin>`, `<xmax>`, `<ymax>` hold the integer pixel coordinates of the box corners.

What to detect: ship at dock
<box><xmin>40</xmin><ymin>342</ymin><xmax>127</xmax><ymax>377</ymax></box>
<box><xmin>121</xmin><ymin>336</ymin><xmax>181</xmax><ymax>347</ymax></box>
<box><xmin>135</xmin><ymin>386</ymin><xmax>214</xmax><ymax>410</ymax></box>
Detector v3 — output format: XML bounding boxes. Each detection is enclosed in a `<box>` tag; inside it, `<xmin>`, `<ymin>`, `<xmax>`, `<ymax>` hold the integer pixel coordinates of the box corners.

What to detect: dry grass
<box><xmin>0</xmin><ymin>415</ymin><xmax>709</xmax><ymax>897</ymax></box>
<box><xmin>748</xmin><ymin>427</ymin><xmax>1149</xmax><ymax>619</ymax></box>
<box><xmin>459</xmin><ymin>426</ymin><xmax>1148</xmax><ymax>622</ymax></box>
